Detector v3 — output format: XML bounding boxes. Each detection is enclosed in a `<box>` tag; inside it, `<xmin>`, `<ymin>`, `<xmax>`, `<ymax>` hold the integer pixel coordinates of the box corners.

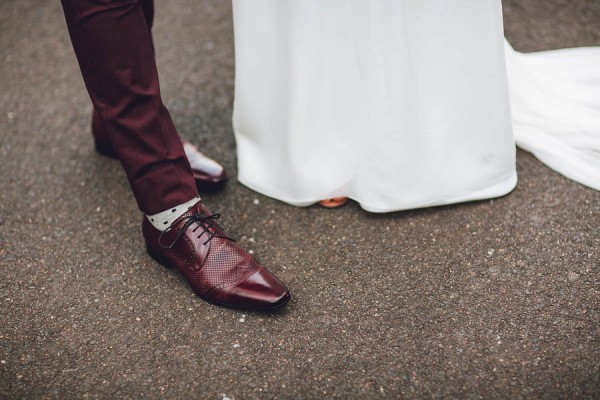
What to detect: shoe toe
<box><xmin>222</xmin><ymin>268</ymin><xmax>290</xmax><ymax>310</ymax></box>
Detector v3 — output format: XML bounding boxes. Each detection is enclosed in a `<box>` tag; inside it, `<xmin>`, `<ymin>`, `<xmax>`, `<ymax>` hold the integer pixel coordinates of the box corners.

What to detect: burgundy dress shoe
<box><xmin>92</xmin><ymin>112</ymin><xmax>228</xmax><ymax>191</ymax></box>
<box><xmin>143</xmin><ymin>200</ymin><xmax>291</xmax><ymax>310</ymax></box>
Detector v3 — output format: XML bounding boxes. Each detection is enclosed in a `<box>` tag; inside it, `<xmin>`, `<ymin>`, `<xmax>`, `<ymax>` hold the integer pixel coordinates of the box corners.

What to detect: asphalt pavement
<box><xmin>1</xmin><ymin>0</ymin><xmax>598</xmax><ymax>398</ymax></box>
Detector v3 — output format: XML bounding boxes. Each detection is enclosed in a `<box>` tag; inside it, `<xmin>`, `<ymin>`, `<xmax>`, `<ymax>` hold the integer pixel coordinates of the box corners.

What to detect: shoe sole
<box><xmin>146</xmin><ymin>245</ymin><xmax>291</xmax><ymax>311</ymax></box>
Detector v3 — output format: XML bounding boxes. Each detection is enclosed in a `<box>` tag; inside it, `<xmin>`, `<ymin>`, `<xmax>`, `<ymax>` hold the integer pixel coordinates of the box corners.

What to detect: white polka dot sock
<box><xmin>146</xmin><ymin>195</ymin><xmax>200</xmax><ymax>231</ymax></box>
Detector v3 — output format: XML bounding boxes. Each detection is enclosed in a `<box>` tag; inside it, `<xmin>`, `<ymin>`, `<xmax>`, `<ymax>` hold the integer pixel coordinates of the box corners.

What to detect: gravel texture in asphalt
<box><xmin>1</xmin><ymin>0</ymin><xmax>599</xmax><ymax>398</ymax></box>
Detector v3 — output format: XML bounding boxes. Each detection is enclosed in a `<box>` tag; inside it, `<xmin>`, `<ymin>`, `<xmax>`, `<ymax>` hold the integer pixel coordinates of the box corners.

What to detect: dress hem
<box><xmin>237</xmin><ymin>170</ymin><xmax>518</xmax><ymax>213</ymax></box>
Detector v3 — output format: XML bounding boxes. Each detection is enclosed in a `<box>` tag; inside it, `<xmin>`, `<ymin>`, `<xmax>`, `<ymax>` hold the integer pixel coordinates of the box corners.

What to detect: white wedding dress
<box><xmin>231</xmin><ymin>0</ymin><xmax>600</xmax><ymax>212</ymax></box>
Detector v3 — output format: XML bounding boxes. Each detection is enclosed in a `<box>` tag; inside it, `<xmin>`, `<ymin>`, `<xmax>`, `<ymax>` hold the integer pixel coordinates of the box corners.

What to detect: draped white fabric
<box><xmin>231</xmin><ymin>0</ymin><xmax>599</xmax><ymax>212</ymax></box>
<box><xmin>506</xmin><ymin>43</ymin><xmax>600</xmax><ymax>191</ymax></box>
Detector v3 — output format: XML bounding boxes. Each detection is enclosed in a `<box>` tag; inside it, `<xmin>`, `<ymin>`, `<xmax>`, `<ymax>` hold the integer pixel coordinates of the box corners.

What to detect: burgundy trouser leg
<box><xmin>92</xmin><ymin>0</ymin><xmax>154</xmax><ymax>147</ymax></box>
<box><xmin>61</xmin><ymin>0</ymin><xmax>198</xmax><ymax>214</ymax></box>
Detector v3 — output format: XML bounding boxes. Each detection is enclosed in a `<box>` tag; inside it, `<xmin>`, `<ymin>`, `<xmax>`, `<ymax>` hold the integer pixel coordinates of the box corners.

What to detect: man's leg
<box><xmin>60</xmin><ymin>0</ymin><xmax>290</xmax><ymax>310</ymax></box>
<box><xmin>61</xmin><ymin>0</ymin><xmax>197</xmax><ymax>214</ymax></box>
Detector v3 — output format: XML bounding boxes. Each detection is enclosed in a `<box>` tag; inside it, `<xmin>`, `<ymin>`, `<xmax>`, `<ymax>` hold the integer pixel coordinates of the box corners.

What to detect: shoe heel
<box><xmin>146</xmin><ymin>245</ymin><xmax>173</xmax><ymax>269</ymax></box>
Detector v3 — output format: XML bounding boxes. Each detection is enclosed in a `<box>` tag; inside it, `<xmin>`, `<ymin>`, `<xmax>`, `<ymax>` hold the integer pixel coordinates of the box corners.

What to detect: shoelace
<box><xmin>158</xmin><ymin>210</ymin><xmax>234</xmax><ymax>249</ymax></box>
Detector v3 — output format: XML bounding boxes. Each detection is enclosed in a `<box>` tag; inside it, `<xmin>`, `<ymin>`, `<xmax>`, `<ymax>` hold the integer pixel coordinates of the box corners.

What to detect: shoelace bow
<box><xmin>158</xmin><ymin>210</ymin><xmax>234</xmax><ymax>249</ymax></box>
